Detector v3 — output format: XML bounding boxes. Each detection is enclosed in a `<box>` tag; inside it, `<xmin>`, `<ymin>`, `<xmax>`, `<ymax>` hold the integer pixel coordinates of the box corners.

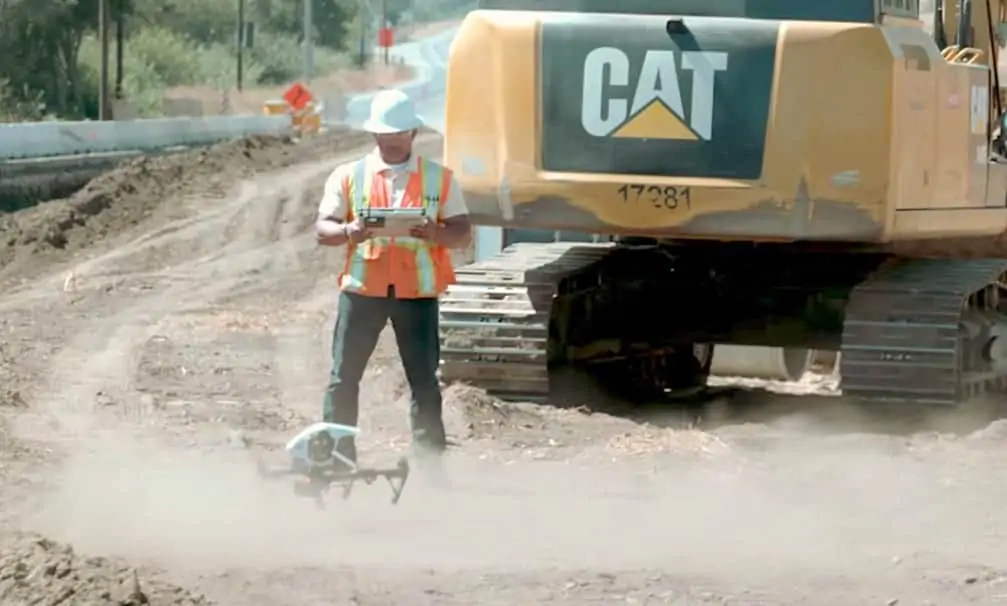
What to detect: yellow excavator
<box><xmin>437</xmin><ymin>0</ymin><xmax>1007</xmax><ymax>406</ymax></box>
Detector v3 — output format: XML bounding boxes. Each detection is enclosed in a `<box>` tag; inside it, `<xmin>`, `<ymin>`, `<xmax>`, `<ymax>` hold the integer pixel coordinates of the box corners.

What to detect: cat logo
<box><xmin>580</xmin><ymin>47</ymin><xmax>727</xmax><ymax>140</ymax></box>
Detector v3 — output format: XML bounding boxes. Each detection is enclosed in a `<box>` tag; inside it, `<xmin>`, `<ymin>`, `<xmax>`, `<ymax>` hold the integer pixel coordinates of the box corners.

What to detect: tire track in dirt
<box><xmin>6</xmin><ymin>143</ymin><xmax>376</xmax><ymax>454</ymax></box>
<box><xmin>0</xmin><ymin>167</ymin><xmax>312</xmax><ymax>312</ymax></box>
<box><xmin>7</xmin><ymin>136</ymin><xmax>441</xmax><ymax>448</ymax></box>
<box><xmin>13</xmin><ymin>275</ymin><xmax>255</xmax><ymax>444</ymax></box>
<box><xmin>4</xmin><ymin>138</ymin><xmax>438</xmax><ymax>593</ymax></box>
<box><xmin>1</xmin><ymin>142</ymin><xmax>379</xmax><ymax>590</ymax></box>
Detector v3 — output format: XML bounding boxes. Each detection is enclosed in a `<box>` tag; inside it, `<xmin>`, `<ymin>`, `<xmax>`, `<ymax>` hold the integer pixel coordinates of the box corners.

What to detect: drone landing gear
<box><xmin>257</xmin><ymin>457</ymin><xmax>410</xmax><ymax>508</ymax></box>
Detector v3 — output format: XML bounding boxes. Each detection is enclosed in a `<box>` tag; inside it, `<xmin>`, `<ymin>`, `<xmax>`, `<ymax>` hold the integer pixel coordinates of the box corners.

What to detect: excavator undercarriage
<box><xmin>439</xmin><ymin>243</ymin><xmax>1007</xmax><ymax>406</ymax></box>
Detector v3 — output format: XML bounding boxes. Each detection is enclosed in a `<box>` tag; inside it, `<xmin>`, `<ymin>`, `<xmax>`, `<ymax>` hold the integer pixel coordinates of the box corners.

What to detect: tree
<box><xmin>0</xmin><ymin>0</ymin><xmax>358</xmax><ymax>121</ymax></box>
<box><xmin>384</xmin><ymin>0</ymin><xmax>411</xmax><ymax>26</ymax></box>
<box><xmin>265</xmin><ymin>0</ymin><xmax>356</xmax><ymax>49</ymax></box>
<box><xmin>0</xmin><ymin>0</ymin><xmax>135</xmax><ymax>119</ymax></box>
<box><xmin>129</xmin><ymin>0</ymin><xmax>235</xmax><ymax>45</ymax></box>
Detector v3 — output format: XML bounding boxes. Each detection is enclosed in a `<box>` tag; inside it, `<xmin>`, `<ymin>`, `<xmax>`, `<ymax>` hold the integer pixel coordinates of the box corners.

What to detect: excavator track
<box><xmin>441</xmin><ymin>245</ymin><xmax>1007</xmax><ymax>406</ymax></box>
<box><xmin>438</xmin><ymin>242</ymin><xmax>614</xmax><ymax>402</ymax></box>
<box><xmin>840</xmin><ymin>258</ymin><xmax>1007</xmax><ymax>404</ymax></box>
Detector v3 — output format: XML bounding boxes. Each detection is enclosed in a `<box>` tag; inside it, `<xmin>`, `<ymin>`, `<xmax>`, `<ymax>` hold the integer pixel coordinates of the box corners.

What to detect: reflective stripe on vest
<box><xmin>342</xmin><ymin>159</ymin><xmax>372</xmax><ymax>291</ymax></box>
<box><xmin>340</xmin><ymin>156</ymin><xmax>453</xmax><ymax>298</ymax></box>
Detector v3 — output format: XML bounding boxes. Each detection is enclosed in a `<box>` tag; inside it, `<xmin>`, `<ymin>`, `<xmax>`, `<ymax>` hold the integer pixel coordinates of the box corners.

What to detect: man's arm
<box><xmin>436</xmin><ymin>175</ymin><xmax>472</xmax><ymax>249</ymax></box>
<box><xmin>316</xmin><ymin>168</ymin><xmax>349</xmax><ymax>247</ymax></box>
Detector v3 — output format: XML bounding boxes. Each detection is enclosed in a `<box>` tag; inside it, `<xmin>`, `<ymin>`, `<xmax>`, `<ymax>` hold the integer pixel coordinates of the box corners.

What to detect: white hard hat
<box><xmin>362</xmin><ymin>89</ymin><xmax>424</xmax><ymax>134</ymax></box>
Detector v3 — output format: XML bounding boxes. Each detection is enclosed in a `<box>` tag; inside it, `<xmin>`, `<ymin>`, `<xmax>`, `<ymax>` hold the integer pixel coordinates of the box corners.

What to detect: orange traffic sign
<box><xmin>283</xmin><ymin>82</ymin><xmax>314</xmax><ymax>111</ymax></box>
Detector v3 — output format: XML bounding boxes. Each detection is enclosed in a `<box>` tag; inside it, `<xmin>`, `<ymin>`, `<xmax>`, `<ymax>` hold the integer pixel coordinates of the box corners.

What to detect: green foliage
<box><xmin>195</xmin><ymin>43</ymin><xmax>266</xmax><ymax>90</ymax></box>
<box><xmin>0</xmin><ymin>0</ymin><xmax>112</xmax><ymax>119</ymax></box>
<box><xmin>130</xmin><ymin>0</ymin><xmax>237</xmax><ymax>45</ymax></box>
<box><xmin>264</xmin><ymin>0</ymin><xmax>355</xmax><ymax>49</ymax></box>
<box><xmin>0</xmin><ymin>0</ymin><xmax>373</xmax><ymax>121</ymax></box>
<box><xmin>246</xmin><ymin>29</ymin><xmax>349</xmax><ymax>84</ymax></box>
<box><xmin>246</xmin><ymin>30</ymin><xmax>306</xmax><ymax>84</ymax></box>
<box><xmin>125</xmin><ymin>26</ymin><xmax>203</xmax><ymax>86</ymax></box>
<box><xmin>0</xmin><ymin>79</ymin><xmax>48</xmax><ymax>123</ymax></box>
<box><xmin>77</xmin><ymin>33</ymin><xmax>167</xmax><ymax>117</ymax></box>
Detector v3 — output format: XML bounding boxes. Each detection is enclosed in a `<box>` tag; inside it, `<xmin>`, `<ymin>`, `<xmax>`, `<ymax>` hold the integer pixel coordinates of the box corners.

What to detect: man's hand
<box><xmin>409</xmin><ymin>217</ymin><xmax>441</xmax><ymax>243</ymax></box>
<box><xmin>343</xmin><ymin>218</ymin><xmax>372</xmax><ymax>244</ymax></box>
<box><xmin>316</xmin><ymin>217</ymin><xmax>371</xmax><ymax>247</ymax></box>
<box><xmin>409</xmin><ymin>216</ymin><xmax>471</xmax><ymax>248</ymax></box>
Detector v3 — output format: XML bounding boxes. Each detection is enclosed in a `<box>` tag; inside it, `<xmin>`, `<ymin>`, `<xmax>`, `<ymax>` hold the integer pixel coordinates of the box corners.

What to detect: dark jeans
<box><xmin>322</xmin><ymin>289</ymin><xmax>446</xmax><ymax>463</ymax></box>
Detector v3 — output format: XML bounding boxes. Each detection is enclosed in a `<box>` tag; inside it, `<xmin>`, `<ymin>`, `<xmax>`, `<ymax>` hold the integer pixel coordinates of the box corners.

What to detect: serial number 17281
<box><xmin>617</xmin><ymin>184</ymin><xmax>691</xmax><ymax>210</ymax></box>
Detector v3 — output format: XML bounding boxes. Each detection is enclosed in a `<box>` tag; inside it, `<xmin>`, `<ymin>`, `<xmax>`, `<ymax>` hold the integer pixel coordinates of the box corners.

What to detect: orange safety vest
<box><xmin>338</xmin><ymin>155</ymin><xmax>457</xmax><ymax>299</ymax></box>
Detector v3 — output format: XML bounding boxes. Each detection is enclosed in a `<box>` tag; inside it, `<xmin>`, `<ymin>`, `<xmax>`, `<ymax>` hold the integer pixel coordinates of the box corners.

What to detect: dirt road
<box><xmin>3</xmin><ymin>130</ymin><xmax>1007</xmax><ymax>605</ymax></box>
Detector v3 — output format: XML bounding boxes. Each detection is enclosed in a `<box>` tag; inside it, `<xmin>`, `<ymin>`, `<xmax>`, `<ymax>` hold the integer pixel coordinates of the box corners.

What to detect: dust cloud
<box><xmin>25</xmin><ymin>387</ymin><xmax>1006</xmax><ymax>591</ymax></box>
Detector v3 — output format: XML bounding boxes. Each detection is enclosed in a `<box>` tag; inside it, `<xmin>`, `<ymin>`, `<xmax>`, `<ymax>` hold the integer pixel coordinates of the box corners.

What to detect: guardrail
<box><xmin>0</xmin><ymin>115</ymin><xmax>293</xmax><ymax>161</ymax></box>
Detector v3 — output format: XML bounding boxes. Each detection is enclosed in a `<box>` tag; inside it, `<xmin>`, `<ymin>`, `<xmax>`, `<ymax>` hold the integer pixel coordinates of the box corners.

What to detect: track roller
<box><xmin>438</xmin><ymin>242</ymin><xmax>614</xmax><ymax>402</ymax></box>
<box><xmin>840</xmin><ymin>258</ymin><xmax>1007</xmax><ymax>404</ymax></box>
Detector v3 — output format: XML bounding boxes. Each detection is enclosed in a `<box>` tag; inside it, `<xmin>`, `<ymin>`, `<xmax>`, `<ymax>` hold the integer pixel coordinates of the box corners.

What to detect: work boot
<box><xmin>410</xmin><ymin>440</ymin><xmax>451</xmax><ymax>490</ymax></box>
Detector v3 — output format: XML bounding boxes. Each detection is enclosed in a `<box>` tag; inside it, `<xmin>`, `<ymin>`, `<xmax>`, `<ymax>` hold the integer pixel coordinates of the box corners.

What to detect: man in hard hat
<box><xmin>315</xmin><ymin>89</ymin><xmax>471</xmax><ymax>466</ymax></box>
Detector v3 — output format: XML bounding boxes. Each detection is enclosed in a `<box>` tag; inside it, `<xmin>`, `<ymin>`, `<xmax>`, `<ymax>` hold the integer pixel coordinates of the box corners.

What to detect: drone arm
<box><xmin>318</xmin><ymin>460</ymin><xmax>410</xmax><ymax>504</ymax></box>
<box><xmin>257</xmin><ymin>457</ymin><xmax>410</xmax><ymax>505</ymax></box>
<box><xmin>385</xmin><ymin>474</ymin><xmax>407</xmax><ymax>504</ymax></box>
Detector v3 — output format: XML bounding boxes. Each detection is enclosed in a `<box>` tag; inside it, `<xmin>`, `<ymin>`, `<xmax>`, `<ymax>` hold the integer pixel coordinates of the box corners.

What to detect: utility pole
<box><xmin>236</xmin><ymin>0</ymin><xmax>245</xmax><ymax>91</ymax></box>
<box><xmin>98</xmin><ymin>0</ymin><xmax>110</xmax><ymax>120</ymax></box>
<box><xmin>303</xmin><ymin>0</ymin><xmax>314</xmax><ymax>82</ymax></box>
<box><xmin>382</xmin><ymin>0</ymin><xmax>389</xmax><ymax>64</ymax></box>
<box><xmin>358</xmin><ymin>5</ymin><xmax>367</xmax><ymax>67</ymax></box>
<box><xmin>115</xmin><ymin>0</ymin><xmax>124</xmax><ymax>99</ymax></box>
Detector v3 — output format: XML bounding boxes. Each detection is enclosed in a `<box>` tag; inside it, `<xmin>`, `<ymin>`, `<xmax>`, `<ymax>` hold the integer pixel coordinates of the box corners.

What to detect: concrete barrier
<box><xmin>0</xmin><ymin>115</ymin><xmax>292</xmax><ymax>160</ymax></box>
<box><xmin>0</xmin><ymin>114</ymin><xmax>297</xmax><ymax>211</ymax></box>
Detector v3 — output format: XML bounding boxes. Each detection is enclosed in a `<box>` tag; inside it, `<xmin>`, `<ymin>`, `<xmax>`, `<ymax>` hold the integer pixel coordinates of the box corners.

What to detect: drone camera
<box><xmin>306</xmin><ymin>430</ymin><xmax>336</xmax><ymax>464</ymax></box>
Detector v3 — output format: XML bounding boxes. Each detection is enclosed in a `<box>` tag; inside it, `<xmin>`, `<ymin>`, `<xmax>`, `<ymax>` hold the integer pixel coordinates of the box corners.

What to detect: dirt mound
<box><xmin>606</xmin><ymin>425</ymin><xmax>731</xmax><ymax>458</ymax></box>
<box><xmin>444</xmin><ymin>383</ymin><xmax>547</xmax><ymax>440</ymax></box>
<box><xmin>0</xmin><ymin>533</ymin><xmax>212</xmax><ymax>605</ymax></box>
<box><xmin>0</xmin><ymin>128</ymin><xmax>372</xmax><ymax>280</ymax></box>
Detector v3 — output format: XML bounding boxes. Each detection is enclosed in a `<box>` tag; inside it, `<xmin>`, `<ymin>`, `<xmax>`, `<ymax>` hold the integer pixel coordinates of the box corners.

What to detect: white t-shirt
<box><xmin>317</xmin><ymin>149</ymin><xmax>468</xmax><ymax>221</ymax></box>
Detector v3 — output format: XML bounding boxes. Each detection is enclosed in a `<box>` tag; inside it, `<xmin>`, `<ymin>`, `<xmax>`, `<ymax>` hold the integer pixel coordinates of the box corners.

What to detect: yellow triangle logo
<box><xmin>611</xmin><ymin>99</ymin><xmax>699</xmax><ymax>140</ymax></box>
